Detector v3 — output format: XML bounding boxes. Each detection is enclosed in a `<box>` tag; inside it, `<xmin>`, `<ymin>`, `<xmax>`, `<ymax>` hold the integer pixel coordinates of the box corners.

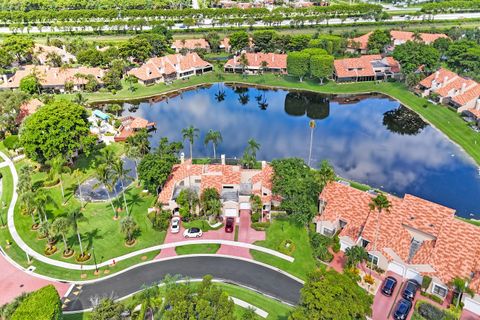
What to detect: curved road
<box><xmin>64</xmin><ymin>256</ymin><xmax>303</xmax><ymax>311</ymax></box>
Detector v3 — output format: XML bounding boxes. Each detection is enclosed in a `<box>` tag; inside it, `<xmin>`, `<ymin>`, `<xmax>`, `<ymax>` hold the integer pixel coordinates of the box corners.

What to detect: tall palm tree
<box><xmin>68</xmin><ymin>207</ymin><xmax>86</xmax><ymax>257</ymax></box>
<box><xmin>450</xmin><ymin>277</ymin><xmax>475</xmax><ymax>308</ymax></box>
<box><xmin>17</xmin><ymin>164</ymin><xmax>33</xmax><ymax>195</ymax></box>
<box><xmin>47</xmin><ymin>155</ymin><xmax>69</xmax><ymax>204</ymax></box>
<box><xmin>247</xmin><ymin>138</ymin><xmax>260</xmax><ymax>159</ymax></box>
<box><xmin>95</xmin><ymin>163</ymin><xmax>117</xmax><ymax>219</ymax></box>
<box><xmin>132</xmin><ymin>129</ymin><xmax>151</xmax><ymax>156</ymax></box>
<box><xmin>182</xmin><ymin>126</ymin><xmax>199</xmax><ymax>159</ymax></box>
<box><xmin>204</xmin><ymin>129</ymin><xmax>223</xmax><ymax>159</ymax></box>
<box><xmin>96</xmin><ymin>148</ymin><xmax>116</xmax><ymax>169</ymax></box>
<box><xmin>20</xmin><ymin>190</ymin><xmax>37</xmax><ymax>227</ymax></box>
<box><xmin>368</xmin><ymin>193</ymin><xmax>392</xmax><ymax>273</ymax></box>
<box><xmin>113</xmin><ymin>158</ymin><xmax>132</xmax><ymax>216</ymax></box>
<box><xmin>72</xmin><ymin>169</ymin><xmax>85</xmax><ymax>208</ymax></box>
<box><xmin>317</xmin><ymin>160</ymin><xmax>335</xmax><ymax>190</ymax></box>
<box><xmin>50</xmin><ymin>217</ymin><xmax>71</xmax><ymax>253</ymax></box>
<box><xmin>34</xmin><ymin>188</ymin><xmax>52</xmax><ymax>223</ymax></box>
<box><xmin>125</xmin><ymin>142</ymin><xmax>141</xmax><ymax>181</ymax></box>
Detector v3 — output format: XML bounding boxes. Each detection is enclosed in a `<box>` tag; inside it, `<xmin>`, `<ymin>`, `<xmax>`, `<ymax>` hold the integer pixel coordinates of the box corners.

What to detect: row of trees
<box><xmin>287</xmin><ymin>48</ymin><xmax>334</xmax><ymax>83</ymax></box>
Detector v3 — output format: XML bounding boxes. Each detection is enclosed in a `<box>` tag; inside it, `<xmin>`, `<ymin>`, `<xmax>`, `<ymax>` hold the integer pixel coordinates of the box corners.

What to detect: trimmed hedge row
<box><xmin>11</xmin><ymin>285</ymin><xmax>62</xmax><ymax>320</ymax></box>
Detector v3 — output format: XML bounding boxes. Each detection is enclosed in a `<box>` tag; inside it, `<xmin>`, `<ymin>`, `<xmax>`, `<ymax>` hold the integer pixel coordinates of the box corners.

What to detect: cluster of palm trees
<box><xmin>214</xmin><ymin>84</ymin><xmax>270</xmax><ymax>110</ymax></box>
<box><xmin>241</xmin><ymin>138</ymin><xmax>261</xmax><ymax>169</ymax></box>
<box><xmin>181</xmin><ymin>126</ymin><xmax>223</xmax><ymax>160</ymax></box>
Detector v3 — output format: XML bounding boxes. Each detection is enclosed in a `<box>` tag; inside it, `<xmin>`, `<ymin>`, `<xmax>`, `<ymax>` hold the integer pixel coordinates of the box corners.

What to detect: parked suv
<box><xmin>393</xmin><ymin>299</ymin><xmax>412</xmax><ymax>320</ymax></box>
<box><xmin>381</xmin><ymin>276</ymin><xmax>397</xmax><ymax>296</ymax></box>
<box><xmin>225</xmin><ymin>217</ymin><xmax>235</xmax><ymax>233</ymax></box>
<box><xmin>402</xmin><ymin>280</ymin><xmax>419</xmax><ymax>301</ymax></box>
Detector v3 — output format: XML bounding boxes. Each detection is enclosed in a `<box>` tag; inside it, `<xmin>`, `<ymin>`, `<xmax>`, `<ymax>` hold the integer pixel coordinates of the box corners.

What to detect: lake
<box><xmin>118</xmin><ymin>83</ymin><xmax>480</xmax><ymax>219</ymax></box>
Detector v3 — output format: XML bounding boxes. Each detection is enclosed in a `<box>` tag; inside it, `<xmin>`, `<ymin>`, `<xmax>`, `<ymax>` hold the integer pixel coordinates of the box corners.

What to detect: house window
<box><xmin>223</xmin><ymin>186</ymin><xmax>234</xmax><ymax>189</ymax></box>
<box><xmin>432</xmin><ymin>284</ymin><xmax>447</xmax><ymax>298</ymax></box>
<box><xmin>361</xmin><ymin>239</ymin><xmax>370</xmax><ymax>248</ymax></box>
<box><xmin>368</xmin><ymin>254</ymin><xmax>379</xmax><ymax>266</ymax></box>
<box><xmin>323</xmin><ymin>227</ymin><xmax>335</xmax><ymax>237</ymax></box>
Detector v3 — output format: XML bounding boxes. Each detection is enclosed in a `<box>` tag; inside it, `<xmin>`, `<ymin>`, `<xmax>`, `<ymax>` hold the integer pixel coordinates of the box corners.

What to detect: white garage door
<box><xmin>464</xmin><ymin>297</ymin><xmax>480</xmax><ymax>316</ymax></box>
<box><xmin>405</xmin><ymin>268</ymin><xmax>423</xmax><ymax>284</ymax></box>
<box><xmin>240</xmin><ymin>203</ymin><xmax>251</xmax><ymax>210</ymax></box>
<box><xmin>340</xmin><ymin>240</ymin><xmax>352</xmax><ymax>252</ymax></box>
<box><xmin>224</xmin><ymin>208</ymin><xmax>238</xmax><ymax>217</ymax></box>
<box><xmin>387</xmin><ymin>261</ymin><xmax>405</xmax><ymax>277</ymax></box>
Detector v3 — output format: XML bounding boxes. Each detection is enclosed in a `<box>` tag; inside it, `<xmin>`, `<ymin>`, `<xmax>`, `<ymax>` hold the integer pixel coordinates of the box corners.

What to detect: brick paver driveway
<box><xmin>372</xmin><ymin>272</ymin><xmax>404</xmax><ymax>320</ymax></box>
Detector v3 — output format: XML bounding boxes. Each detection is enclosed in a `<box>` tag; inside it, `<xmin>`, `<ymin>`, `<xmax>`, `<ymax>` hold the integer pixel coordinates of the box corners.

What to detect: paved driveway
<box><xmin>163</xmin><ymin>218</ymin><xmax>234</xmax><ymax>244</ymax></box>
<box><xmin>0</xmin><ymin>252</ymin><xmax>70</xmax><ymax>305</ymax></box>
<box><xmin>372</xmin><ymin>272</ymin><xmax>403</xmax><ymax>320</ymax></box>
<box><xmin>63</xmin><ymin>256</ymin><xmax>303</xmax><ymax>311</ymax></box>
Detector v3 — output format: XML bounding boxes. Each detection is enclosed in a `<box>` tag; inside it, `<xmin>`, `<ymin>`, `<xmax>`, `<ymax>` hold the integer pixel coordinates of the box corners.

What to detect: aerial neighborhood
<box><xmin>1</xmin><ymin>1</ymin><xmax>480</xmax><ymax>320</ymax></box>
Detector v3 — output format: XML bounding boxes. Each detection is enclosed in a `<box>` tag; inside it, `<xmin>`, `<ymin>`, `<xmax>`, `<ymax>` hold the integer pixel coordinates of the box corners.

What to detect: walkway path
<box><xmin>63</xmin><ymin>256</ymin><xmax>303</xmax><ymax>312</ymax></box>
<box><xmin>0</xmin><ymin>151</ymin><xmax>293</xmax><ymax>272</ymax></box>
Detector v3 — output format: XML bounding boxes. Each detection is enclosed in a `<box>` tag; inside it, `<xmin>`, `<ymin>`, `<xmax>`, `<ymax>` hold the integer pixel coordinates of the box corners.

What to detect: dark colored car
<box><xmin>402</xmin><ymin>280</ymin><xmax>419</xmax><ymax>301</ymax></box>
<box><xmin>381</xmin><ymin>276</ymin><xmax>397</xmax><ymax>296</ymax></box>
<box><xmin>225</xmin><ymin>217</ymin><xmax>235</xmax><ymax>233</ymax></box>
<box><xmin>393</xmin><ymin>299</ymin><xmax>412</xmax><ymax>320</ymax></box>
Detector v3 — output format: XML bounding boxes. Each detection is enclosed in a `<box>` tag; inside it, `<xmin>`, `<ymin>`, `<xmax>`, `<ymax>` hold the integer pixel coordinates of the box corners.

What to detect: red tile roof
<box><xmin>452</xmin><ymin>84</ymin><xmax>480</xmax><ymax>107</ymax></box>
<box><xmin>334</xmin><ymin>55</ymin><xmax>400</xmax><ymax>79</ymax></box>
<box><xmin>318</xmin><ymin>182</ymin><xmax>480</xmax><ymax>291</ymax></box>
<box><xmin>225</xmin><ymin>53</ymin><xmax>287</xmax><ymax>70</ymax></box>
<box><xmin>390</xmin><ymin>30</ymin><xmax>448</xmax><ymax>44</ymax></box>
<box><xmin>172</xmin><ymin>39</ymin><xmax>210</xmax><ymax>51</ymax></box>
<box><xmin>128</xmin><ymin>53</ymin><xmax>212</xmax><ymax>82</ymax></box>
<box><xmin>419</xmin><ymin>68</ymin><xmax>458</xmax><ymax>89</ymax></box>
<box><xmin>348</xmin><ymin>32</ymin><xmax>372</xmax><ymax>50</ymax></box>
<box><xmin>16</xmin><ymin>98</ymin><xmax>43</xmax><ymax>123</ymax></box>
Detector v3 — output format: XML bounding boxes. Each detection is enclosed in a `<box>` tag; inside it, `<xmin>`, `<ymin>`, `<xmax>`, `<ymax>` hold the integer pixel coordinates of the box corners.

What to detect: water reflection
<box><xmin>118</xmin><ymin>84</ymin><xmax>480</xmax><ymax>218</ymax></box>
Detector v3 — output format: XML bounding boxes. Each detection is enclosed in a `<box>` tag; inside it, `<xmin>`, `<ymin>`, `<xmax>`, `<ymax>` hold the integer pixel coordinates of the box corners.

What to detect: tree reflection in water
<box><xmin>383</xmin><ymin>105</ymin><xmax>427</xmax><ymax>136</ymax></box>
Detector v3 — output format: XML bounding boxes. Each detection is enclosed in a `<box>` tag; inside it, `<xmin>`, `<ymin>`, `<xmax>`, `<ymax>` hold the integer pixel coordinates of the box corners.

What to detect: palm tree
<box><xmin>20</xmin><ymin>190</ymin><xmax>37</xmax><ymax>227</ymax></box>
<box><xmin>215</xmin><ymin>89</ymin><xmax>226</xmax><ymax>102</ymax></box>
<box><xmin>204</xmin><ymin>129</ymin><xmax>222</xmax><ymax>159</ymax></box>
<box><xmin>95</xmin><ymin>163</ymin><xmax>117</xmax><ymax>219</ymax></box>
<box><xmin>368</xmin><ymin>193</ymin><xmax>392</xmax><ymax>273</ymax></box>
<box><xmin>17</xmin><ymin>164</ymin><xmax>33</xmax><ymax>195</ymax></box>
<box><xmin>47</xmin><ymin>155</ymin><xmax>69</xmax><ymax>204</ymax></box>
<box><xmin>345</xmin><ymin>246</ymin><xmax>368</xmax><ymax>269</ymax></box>
<box><xmin>120</xmin><ymin>216</ymin><xmax>137</xmax><ymax>244</ymax></box>
<box><xmin>113</xmin><ymin>158</ymin><xmax>132</xmax><ymax>216</ymax></box>
<box><xmin>50</xmin><ymin>217</ymin><xmax>71</xmax><ymax>254</ymax></box>
<box><xmin>317</xmin><ymin>160</ymin><xmax>336</xmax><ymax>190</ymax></box>
<box><xmin>308</xmin><ymin>120</ymin><xmax>316</xmax><ymax>166</ymax></box>
<box><xmin>260</xmin><ymin>60</ymin><xmax>268</xmax><ymax>74</ymax></box>
<box><xmin>34</xmin><ymin>188</ymin><xmax>53</xmax><ymax>223</ymax></box>
<box><xmin>73</xmin><ymin>92</ymin><xmax>87</xmax><ymax>106</ymax></box>
<box><xmin>72</xmin><ymin>169</ymin><xmax>85</xmax><ymax>208</ymax></box>
<box><xmin>131</xmin><ymin>129</ymin><xmax>151</xmax><ymax>156</ymax></box>
<box><xmin>182</xmin><ymin>125</ymin><xmax>199</xmax><ymax>159</ymax></box>
<box><xmin>238</xmin><ymin>93</ymin><xmax>249</xmax><ymax>105</ymax></box>
<box><xmin>238</xmin><ymin>53</ymin><xmax>249</xmax><ymax>76</ymax></box>
<box><xmin>68</xmin><ymin>207</ymin><xmax>86</xmax><ymax>257</ymax></box>
<box><xmin>96</xmin><ymin>148</ymin><xmax>116</xmax><ymax>169</ymax></box>
<box><xmin>125</xmin><ymin>142</ymin><xmax>141</xmax><ymax>181</ymax></box>
<box><xmin>450</xmin><ymin>277</ymin><xmax>475</xmax><ymax>308</ymax></box>
<box><xmin>247</xmin><ymin>138</ymin><xmax>260</xmax><ymax>159</ymax></box>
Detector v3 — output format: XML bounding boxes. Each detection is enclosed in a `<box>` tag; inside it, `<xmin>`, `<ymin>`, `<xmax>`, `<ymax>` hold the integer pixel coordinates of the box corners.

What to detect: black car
<box><xmin>381</xmin><ymin>276</ymin><xmax>397</xmax><ymax>296</ymax></box>
<box><xmin>393</xmin><ymin>299</ymin><xmax>412</xmax><ymax>320</ymax></box>
<box><xmin>402</xmin><ymin>280</ymin><xmax>419</xmax><ymax>301</ymax></box>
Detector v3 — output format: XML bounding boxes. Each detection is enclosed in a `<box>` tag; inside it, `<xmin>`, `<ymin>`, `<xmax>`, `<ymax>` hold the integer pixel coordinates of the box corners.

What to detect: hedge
<box><xmin>11</xmin><ymin>285</ymin><xmax>62</xmax><ymax>320</ymax></box>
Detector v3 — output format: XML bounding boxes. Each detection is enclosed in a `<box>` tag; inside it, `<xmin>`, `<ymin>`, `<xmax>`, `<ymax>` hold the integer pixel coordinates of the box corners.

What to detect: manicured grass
<box><xmin>456</xmin><ymin>216</ymin><xmax>480</xmax><ymax>227</ymax></box>
<box><xmin>69</xmin><ymin>72</ymin><xmax>480</xmax><ymax>166</ymax></box>
<box><xmin>175</xmin><ymin>243</ymin><xmax>220</xmax><ymax>255</ymax></box>
<box><xmin>251</xmin><ymin>219</ymin><xmax>315</xmax><ymax>281</ymax></box>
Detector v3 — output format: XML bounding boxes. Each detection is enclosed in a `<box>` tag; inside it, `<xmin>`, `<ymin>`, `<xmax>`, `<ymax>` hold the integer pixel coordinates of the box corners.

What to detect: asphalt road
<box><xmin>64</xmin><ymin>256</ymin><xmax>303</xmax><ymax>311</ymax></box>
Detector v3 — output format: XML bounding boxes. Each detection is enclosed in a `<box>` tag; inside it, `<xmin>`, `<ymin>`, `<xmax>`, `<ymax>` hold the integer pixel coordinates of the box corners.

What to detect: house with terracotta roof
<box><xmin>418</xmin><ymin>68</ymin><xmax>480</xmax><ymax>114</ymax></box>
<box><xmin>158</xmin><ymin>157</ymin><xmax>278</xmax><ymax>219</ymax></box>
<box><xmin>0</xmin><ymin>65</ymin><xmax>104</xmax><ymax>93</ymax></box>
<box><xmin>346</xmin><ymin>30</ymin><xmax>449</xmax><ymax>54</ymax></box>
<box><xmin>114</xmin><ymin>116</ymin><xmax>156</xmax><ymax>142</ymax></box>
<box><xmin>219</xmin><ymin>38</ymin><xmax>231</xmax><ymax>52</ymax></box>
<box><xmin>33</xmin><ymin>44</ymin><xmax>76</xmax><ymax>65</ymax></box>
<box><xmin>127</xmin><ymin>53</ymin><xmax>213</xmax><ymax>85</ymax></box>
<box><xmin>316</xmin><ymin>181</ymin><xmax>480</xmax><ymax>315</ymax></box>
<box><xmin>333</xmin><ymin>55</ymin><xmax>401</xmax><ymax>82</ymax></box>
<box><xmin>15</xmin><ymin>98</ymin><xmax>43</xmax><ymax>124</ymax></box>
<box><xmin>224</xmin><ymin>53</ymin><xmax>287</xmax><ymax>74</ymax></box>
<box><xmin>171</xmin><ymin>39</ymin><xmax>210</xmax><ymax>53</ymax></box>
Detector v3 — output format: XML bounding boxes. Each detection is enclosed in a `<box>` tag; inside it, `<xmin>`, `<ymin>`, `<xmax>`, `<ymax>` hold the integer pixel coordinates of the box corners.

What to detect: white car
<box><xmin>170</xmin><ymin>217</ymin><xmax>181</xmax><ymax>234</ymax></box>
<box><xmin>183</xmin><ymin>227</ymin><xmax>203</xmax><ymax>238</ymax></box>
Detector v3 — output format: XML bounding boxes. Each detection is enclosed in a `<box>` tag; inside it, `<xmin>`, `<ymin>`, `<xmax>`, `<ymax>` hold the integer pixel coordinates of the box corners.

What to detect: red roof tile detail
<box><xmin>16</xmin><ymin>98</ymin><xmax>43</xmax><ymax>123</ymax></box>
<box><xmin>348</xmin><ymin>32</ymin><xmax>372</xmax><ymax>50</ymax></box>
<box><xmin>225</xmin><ymin>53</ymin><xmax>287</xmax><ymax>70</ymax></box>
<box><xmin>172</xmin><ymin>39</ymin><xmax>210</xmax><ymax>51</ymax></box>
<box><xmin>390</xmin><ymin>30</ymin><xmax>448</xmax><ymax>44</ymax></box>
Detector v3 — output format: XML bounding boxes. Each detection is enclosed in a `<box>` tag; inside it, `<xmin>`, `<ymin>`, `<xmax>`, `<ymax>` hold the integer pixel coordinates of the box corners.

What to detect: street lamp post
<box><xmin>92</xmin><ymin>245</ymin><xmax>99</xmax><ymax>274</ymax></box>
<box><xmin>308</xmin><ymin>120</ymin><xmax>316</xmax><ymax>167</ymax></box>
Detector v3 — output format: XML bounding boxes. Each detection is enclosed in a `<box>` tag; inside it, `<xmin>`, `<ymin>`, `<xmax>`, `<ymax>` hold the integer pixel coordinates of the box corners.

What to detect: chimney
<box><xmin>221</xmin><ymin>154</ymin><xmax>226</xmax><ymax>165</ymax></box>
<box><xmin>443</xmin><ymin>76</ymin><xmax>449</xmax><ymax>85</ymax></box>
<box><xmin>272</xmin><ymin>53</ymin><xmax>275</xmax><ymax>62</ymax></box>
<box><xmin>434</xmin><ymin>71</ymin><xmax>439</xmax><ymax>80</ymax></box>
<box><xmin>461</xmin><ymin>82</ymin><xmax>467</xmax><ymax>94</ymax></box>
<box><xmin>180</xmin><ymin>152</ymin><xmax>185</xmax><ymax>163</ymax></box>
<box><xmin>2</xmin><ymin>74</ymin><xmax>7</xmax><ymax>83</ymax></box>
<box><xmin>261</xmin><ymin>161</ymin><xmax>267</xmax><ymax>169</ymax></box>
<box><xmin>146</xmin><ymin>67</ymin><xmax>151</xmax><ymax>75</ymax></box>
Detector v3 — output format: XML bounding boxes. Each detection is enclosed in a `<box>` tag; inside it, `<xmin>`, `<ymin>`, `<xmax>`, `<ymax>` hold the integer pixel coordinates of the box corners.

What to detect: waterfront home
<box><xmin>15</xmin><ymin>98</ymin><xmax>43</xmax><ymax>124</ymax></box>
<box><xmin>114</xmin><ymin>116</ymin><xmax>156</xmax><ymax>142</ymax></box>
<box><xmin>418</xmin><ymin>68</ymin><xmax>480</xmax><ymax>114</ymax></box>
<box><xmin>316</xmin><ymin>181</ymin><xmax>480</xmax><ymax>316</ymax></box>
<box><xmin>127</xmin><ymin>53</ymin><xmax>213</xmax><ymax>85</ymax></box>
<box><xmin>171</xmin><ymin>39</ymin><xmax>210</xmax><ymax>53</ymax></box>
<box><xmin>333</xmin><ymin>55</ymin><xmax>401</xmax><ymax>82</ymax></box>
<box><xmin>158</xmin><ymin>158</ymin><xmax>278</xmax><ymax>219</ymax></box>
<box><xmin>219</xmin><ymin>38</ymin><xmax>231</xmax><ymax>52</ymax></box>
<box><xmin>0</xmin><ymin>65</ymin><xmax>104</xmax><ymax>92</ymax></box>
<box><xmin>346</xmin><ymin>30</ymin><xmax>449</xmax><ymax>54</ymax></box>
<box><xmin>224</xmin><ymin>53</ymin><xmax>287</xmax><ymax>74</ymax></box>
<box><xmin>33</xmin><ymin>44</ymin><xmax>76</xmax><ymax>65</ymax></box>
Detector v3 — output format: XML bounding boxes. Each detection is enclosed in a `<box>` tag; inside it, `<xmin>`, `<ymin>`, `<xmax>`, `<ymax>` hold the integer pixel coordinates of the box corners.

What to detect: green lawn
<box><xmin>175</xmin><ymin>243</ymin><xmax>220</xmax><ymax>255</ymax></box>
<box><xmin>72</xmin><ymin>71</ymin><xmax>480</xmax><ymax>167</ymax></box>
<box><xmin>251</xmin><ymin>219</ymin><xmax>315</xmax><ymax>281</ymax></box>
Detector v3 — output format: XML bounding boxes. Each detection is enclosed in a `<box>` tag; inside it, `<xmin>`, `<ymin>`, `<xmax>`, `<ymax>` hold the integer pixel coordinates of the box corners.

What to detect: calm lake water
<box><xmin>119</xmin><ymin>83</ymin><xmax>480</xmax><ymax>219</ymax></box>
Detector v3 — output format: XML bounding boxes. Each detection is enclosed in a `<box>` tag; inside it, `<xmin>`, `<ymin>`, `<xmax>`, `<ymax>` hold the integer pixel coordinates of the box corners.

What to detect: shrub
<box><xmin>421</xmin><ymin>276</ymin><xmax>432</xmax><ymax>291</ymax></box>
<box><xmin>416</xmin><ymin>301</ymin><xmax>456</xmax><ymax>320</ymax></box>
<box><xmin>3</xmin><ymin>135</ymin><xmax>19</xmax><ymax>150</ymax></box>
<box><xmin>363</xmin><ymin>274</ymin><xmax>375</xmax><ymax>285</ymax></box>
<box><xmin>344</xmin><ymin>267</ymin><xmax>361</xmax><ymax>283</ymax></box>
<box><xmin>148</xmin><ymin>210</ymin><xmax>171</xmax><ymax>231</ymax></box>
<box><xmin>332</xmin><ymin>234</ymin><xmax>341</xmax><ymax>253</ymax></box>
<box><xmin>251</xmin><ymin>222</ymin><xmax>270</xmax><ymax>231</ymax></box>
<box><xmin>251</xmin><ymin>211</ymin><xmax>261</xmax><ymax>223</ymax></box>
<box><xmin>11</xmin><ymin>285</ymin><xmax>62</xmax><ymax>320</ymax></box>
<box><xmin>278</xmin><ymin>239</ymin><xmax>296</xmax><ymax>256</ymax></box>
